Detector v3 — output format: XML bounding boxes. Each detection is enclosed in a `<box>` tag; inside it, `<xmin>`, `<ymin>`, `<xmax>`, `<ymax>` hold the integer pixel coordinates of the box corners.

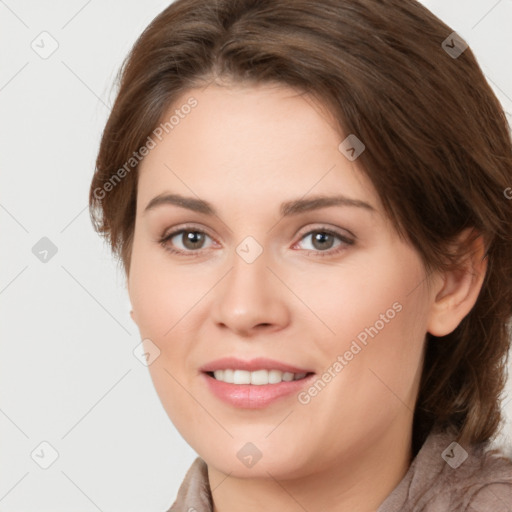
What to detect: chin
<box><xmin>195</xmin><ymin>437</ymin><xmax>313</xmax><ymax>480</ymax></box>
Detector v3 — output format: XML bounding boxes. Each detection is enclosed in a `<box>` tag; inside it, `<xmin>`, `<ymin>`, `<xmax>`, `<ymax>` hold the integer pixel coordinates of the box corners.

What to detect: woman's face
<box><xmin>128</xmin><ymin>82</ymin><xmax>435</xmax><ymax>479</ymax></box>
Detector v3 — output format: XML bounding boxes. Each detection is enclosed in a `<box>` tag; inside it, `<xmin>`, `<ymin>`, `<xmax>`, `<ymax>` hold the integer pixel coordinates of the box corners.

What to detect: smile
<box><xmin>209</xmin><ymin>369</ymin><xmax>310</xmax><ymax>385</ymax></box>
<box><xmin>202</xmin><ymin>371</ymin><xmax>316</xmax><ymax>409</ymax></box>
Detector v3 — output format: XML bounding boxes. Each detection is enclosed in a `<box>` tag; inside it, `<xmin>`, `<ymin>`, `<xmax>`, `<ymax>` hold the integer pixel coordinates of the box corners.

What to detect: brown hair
<box><xmin>89</xmin><ymin>0</ymin><xmax>512</xmax><ymax>453</ymax></box>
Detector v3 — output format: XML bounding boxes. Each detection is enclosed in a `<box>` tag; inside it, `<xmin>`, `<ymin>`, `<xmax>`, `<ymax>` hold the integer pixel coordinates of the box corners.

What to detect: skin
<box><xmin>127</xmin><ymin>81</ymin><xmax>487</xmax><ymax>512</ymax></box>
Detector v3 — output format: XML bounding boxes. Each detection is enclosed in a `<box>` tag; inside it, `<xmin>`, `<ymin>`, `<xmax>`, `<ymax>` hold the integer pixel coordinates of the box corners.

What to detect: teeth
<box><xmin>212</xmin><ymin>369</ymin><xmax>308</xmax><ymax>385</ymax></box>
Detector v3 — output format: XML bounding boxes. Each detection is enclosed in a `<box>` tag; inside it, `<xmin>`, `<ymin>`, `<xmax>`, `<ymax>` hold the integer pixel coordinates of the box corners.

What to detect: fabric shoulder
<box><xmin>416</xmin><ymin>428</ymin><xmax>512</xmax><ymax>511</ymax></box>
<box><xmin>378</xmin><ymin>427</ymin><xmax>512</xmax><ymax>511</ymax></box>
<box><xmin>458</xmin><ymin>440</ymin><xmax>512</xmax><ymax>512</ymax></box>
<box><xmin>465</xmin><ymin>481</ymin><xmax>512</xmax><ymax>512</ymax></box>
<box><xmin>167</xmin><ymin>457</ymin><xmax>213</xmax><ymax>512</ymax></box>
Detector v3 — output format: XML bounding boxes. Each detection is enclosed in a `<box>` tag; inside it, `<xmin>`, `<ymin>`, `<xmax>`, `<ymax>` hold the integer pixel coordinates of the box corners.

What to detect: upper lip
<box><xmin>200</xmin><ymin>357</ymin><xmax>314</xmax><ymax>374</ymax></box>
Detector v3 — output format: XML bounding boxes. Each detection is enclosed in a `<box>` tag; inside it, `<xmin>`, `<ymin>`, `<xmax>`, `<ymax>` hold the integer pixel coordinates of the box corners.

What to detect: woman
<box><xmin>89</xmin><ymin>0</ymin><xmax>512</xmax><ymax>510</ymax></box>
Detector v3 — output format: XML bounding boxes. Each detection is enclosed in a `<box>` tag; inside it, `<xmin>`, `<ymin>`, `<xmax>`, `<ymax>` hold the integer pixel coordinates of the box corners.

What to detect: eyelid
<box><xmin>160</xmin><ymin>222</ymin><xmax>355</xmax><ymax>242</ymax></box>
<box><xmin>160</xmin><ymin>222</ymin><xmax>216</xmax><ymax>242</ymax></box>
<box><xmin>295</xmin><ymin>222</ymin><xmax>355</xmax><ymax>241</ymax></box>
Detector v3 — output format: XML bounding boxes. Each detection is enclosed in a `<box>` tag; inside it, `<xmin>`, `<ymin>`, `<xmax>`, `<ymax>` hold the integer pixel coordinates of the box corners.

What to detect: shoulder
<box><xmin>167</xmin><ymin>457</ymin><xmax>212</xmax><ymax>512</ymax></box>
<box><xmin>465</xmin><ymin>482</ymin><xmax>512</xmax><ymax>512</ymax></box>
<box><xmin>452</xmin><ymin>446</ymin><xmax>512</xmax><ymax>512</ymax></box>
<box><xmin>383</xmin><ymin>428</ymin><xmax>512</xmax><ymax>512</ymax></box>
<box><xmin>418</xmin><ymin>429</ymin><xmax>512</xmax><ymax>511</ymax></box>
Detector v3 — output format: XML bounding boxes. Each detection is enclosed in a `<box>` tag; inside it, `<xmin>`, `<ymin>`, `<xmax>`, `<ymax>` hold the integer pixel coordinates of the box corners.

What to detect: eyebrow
<box><xmin>143</xmin><ymin>192</ymin><xmax>375</xmax><ymax>217</ymax></box>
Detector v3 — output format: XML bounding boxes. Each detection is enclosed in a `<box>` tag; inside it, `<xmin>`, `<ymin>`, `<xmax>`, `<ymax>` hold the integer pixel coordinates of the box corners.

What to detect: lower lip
<box><xmin>201</xmin><ymin>372</ymin><xmax>315</xmax><ymax>409</ymax></box>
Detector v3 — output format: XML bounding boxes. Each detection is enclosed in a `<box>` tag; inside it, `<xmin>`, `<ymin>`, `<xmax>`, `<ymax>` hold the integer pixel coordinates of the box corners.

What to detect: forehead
<box><xmin>136</xmin><ymin>82</ymin><xmax>380</xmax><ymax>214</ymax></box>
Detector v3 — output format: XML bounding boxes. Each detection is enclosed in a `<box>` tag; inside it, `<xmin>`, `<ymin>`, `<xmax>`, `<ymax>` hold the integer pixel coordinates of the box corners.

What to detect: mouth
<box><xmin>204</xmin><ymin>369</ymin><xmax>315</xmax><ymax>385</ymax></box>
<box><xmin>200</xmin><ymin>368</ymin><xmax>316</xmax><ymax>409</ymax></box>
<box><xmin>200</xmin><ymin>357</ymin><xmax>316</xmax><ymax>408</ymax></box>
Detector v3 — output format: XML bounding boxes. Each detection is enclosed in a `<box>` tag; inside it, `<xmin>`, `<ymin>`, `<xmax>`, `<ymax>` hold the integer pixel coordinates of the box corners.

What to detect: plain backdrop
<box><xmin>1</xmin><ymin>1</ymin><xmax>511</xmax><ymax>510</ymax></box>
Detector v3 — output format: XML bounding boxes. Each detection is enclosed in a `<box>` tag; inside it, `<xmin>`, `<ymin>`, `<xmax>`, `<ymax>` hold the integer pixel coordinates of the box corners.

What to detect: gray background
<box><xmin>1</xmin><ymin>0</ymin><xmax>511</xmax><ymax>510</ymax></box>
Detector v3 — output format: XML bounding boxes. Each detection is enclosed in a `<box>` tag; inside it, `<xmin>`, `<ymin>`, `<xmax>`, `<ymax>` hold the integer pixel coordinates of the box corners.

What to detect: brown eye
<box><xmin>179</xmin><ymin>230</ymin><xmax>207</xmax><ymax>250</ymax></box>
<box><xmin>310</xmin><ymin>231</ymin><xmax>336</xmax><ymax>250</ymax></box>
<box><xmin>296</xmin><ymin>227</ymin><xmax>354</xmax><ymax>257</ymax></box>
<box><xmin>159</xmin><ymin>227</ymin><xmax>215</xmax><ymax>255</ymax></box>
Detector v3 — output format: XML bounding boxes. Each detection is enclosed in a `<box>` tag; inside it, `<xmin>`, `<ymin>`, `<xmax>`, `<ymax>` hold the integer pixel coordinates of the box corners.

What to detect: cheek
<box><xmin>128</xmin><ymin>240</ymin><xmax>202</xmax><ymax>338</ymax></box>
<box><xmin>305</xmin><ymin>248</ymin><xmax>426</xmax><ymax>350</ymax></box>
<box><xmin>128</xmin><ymin>245</ymin><xmax>212</xmax><ymax>410</ymax></box>
<box><xmin>321</xmin><ymin>253</ymin><xmax>428</xmax><ymax>416</ymax></box>
<box><xmin>128</xmin><ymin>253</ymin><xmax>202</xmax><ymax>431</ymax></box>
<box><xmin>308</xmin><ymin>244</ymin><xmax>428</xmax><ymax>382</ymax></box>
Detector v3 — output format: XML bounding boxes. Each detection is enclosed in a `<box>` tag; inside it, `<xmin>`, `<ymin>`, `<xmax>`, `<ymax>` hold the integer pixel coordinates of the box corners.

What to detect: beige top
<box><xmin>167</xmin><ymin>427</ymin><xmax>512</xmax><ymax>511</ymax></box>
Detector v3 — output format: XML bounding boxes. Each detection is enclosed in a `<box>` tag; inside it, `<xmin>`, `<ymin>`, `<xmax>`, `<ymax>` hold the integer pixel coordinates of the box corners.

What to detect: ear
<box><xmin>126</xmin><ymin>279</ymin><xmax>137</xmax><ymax>324</ymax></box>
<box><xmin>127</xmin><ymin>295</ymin><xmax>137</xmax><ymax>325</ymax></box>
<box><xmin>427</xmin><ymin>228</ymin><xmax>487</xmax><ymax>337</ymax></box>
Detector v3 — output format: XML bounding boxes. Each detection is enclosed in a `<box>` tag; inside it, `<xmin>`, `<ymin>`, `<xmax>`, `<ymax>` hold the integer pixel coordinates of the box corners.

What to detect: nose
<box><xmin>210</xmin><ymin>246</ymin><xmax>290</xmax><ymax>337</ymax></box>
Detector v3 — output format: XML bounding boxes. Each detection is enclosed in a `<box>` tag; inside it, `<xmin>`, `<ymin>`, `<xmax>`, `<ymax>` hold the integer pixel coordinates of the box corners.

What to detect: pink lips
<box><xmin>200</xmin><ymin>357</ymin><xmax>313</xmax><ymax>374</ymax></box>
<box><xmin>200</xmin><ymin>357</ymin><xmax>315</xmax><ymax>409</ymax></box>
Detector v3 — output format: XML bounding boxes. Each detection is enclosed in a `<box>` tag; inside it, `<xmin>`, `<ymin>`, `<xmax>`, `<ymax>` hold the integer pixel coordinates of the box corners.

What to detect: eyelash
<box><xmin>157</xmin><ymin>223</ymin><xmax>355</xmax><ymax>258</ymax></box>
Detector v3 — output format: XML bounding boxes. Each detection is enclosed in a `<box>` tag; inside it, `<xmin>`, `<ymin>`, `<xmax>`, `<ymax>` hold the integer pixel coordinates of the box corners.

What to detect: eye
<box><xmin>159</xmin><ymin>225</ymin><xmax>215</xmax><ymax>256</ymax></box>
<box><xmin>294</xmin><ymin>227</ymin><xmax>354</xmax><ymax>257</ymax></box>
<box><xmin>158</xmin><ymin>224</ymin><xmax>354</xmax><ymax>258</ymax></box>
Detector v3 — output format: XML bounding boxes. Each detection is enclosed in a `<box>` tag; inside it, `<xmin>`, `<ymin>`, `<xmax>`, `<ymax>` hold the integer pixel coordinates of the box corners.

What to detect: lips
<box><xmin>200</xmin><ymin>356</ymin><xmax>313</xmax><ymax>374</ymax></box>
<box><xmin>200</xmin><ymin>357</ymin><xmax>316</xmax><ymax>408</ymax></box>
<box><xmin>202</xmin><ymin>372</ymin><xmax>316</xmax><ymax>408</ymax></box>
